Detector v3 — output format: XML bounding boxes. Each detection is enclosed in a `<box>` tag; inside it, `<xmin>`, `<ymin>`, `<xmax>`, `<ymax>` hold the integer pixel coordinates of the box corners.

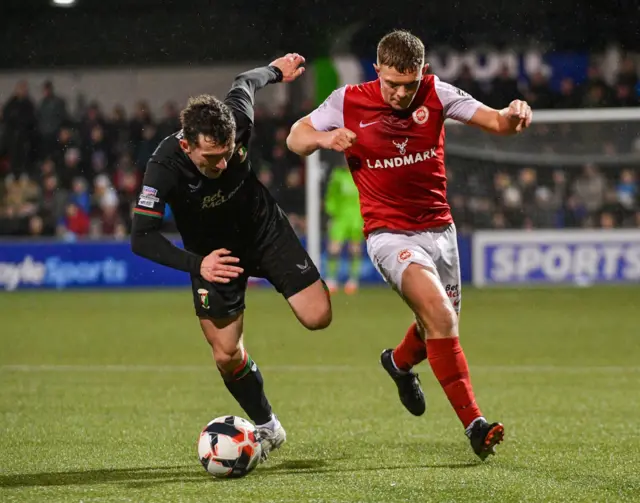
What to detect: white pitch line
<box><xmin>0</xmin><ymin>364</ymin><xmax>639</xmax><ymax>374</ymax></box>
<box><xmin>0</xmin><ymin>364</ymin><xmax>358</xmax><ymax>373</ymax></box>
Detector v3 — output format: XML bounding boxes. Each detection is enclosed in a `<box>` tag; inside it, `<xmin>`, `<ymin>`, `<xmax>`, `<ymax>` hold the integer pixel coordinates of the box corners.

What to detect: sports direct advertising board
<box><xmin>472</xmin><ymin>230</ymin><xmax>640</xmax><ymax>287</ymax></box>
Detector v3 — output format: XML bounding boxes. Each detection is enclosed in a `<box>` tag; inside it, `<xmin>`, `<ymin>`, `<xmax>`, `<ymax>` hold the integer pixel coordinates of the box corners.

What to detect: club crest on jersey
<box><xmin>393</xmin><ymin>138</ymin><xmax>409</xmax><ymax>155</ymax></box>
<box><xmin>235</xmin><ymin>143</ymin><xmax>248</xmax><ymax>163</ymax></box>
<box><xmin>197</xmin><ymin>288</ymin><xmax>210</xmax><ymax>310</ymax></box>
<box><xmin>412</xmin><ymin>105</ymin><xmax>429</xmax><ymax>125</ymax></box>
<box><xmin>397</xmin><ymin>249</ymin><xmax>413</xmax><ymax>263</ymax></box>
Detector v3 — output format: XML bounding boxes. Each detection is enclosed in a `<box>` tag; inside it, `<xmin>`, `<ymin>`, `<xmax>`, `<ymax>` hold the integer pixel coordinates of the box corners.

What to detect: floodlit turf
<box><xmin>1</xmin><ymin>286</ymin><xmax>639</xmax><ymax>502</ymax></box>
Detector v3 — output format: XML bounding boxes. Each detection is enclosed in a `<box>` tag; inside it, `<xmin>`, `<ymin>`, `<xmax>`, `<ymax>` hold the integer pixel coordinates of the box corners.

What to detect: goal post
<box><xmin>305</xmin><ymin>150</ymin><xmax>323</xmax><ymax>268</ymax></box>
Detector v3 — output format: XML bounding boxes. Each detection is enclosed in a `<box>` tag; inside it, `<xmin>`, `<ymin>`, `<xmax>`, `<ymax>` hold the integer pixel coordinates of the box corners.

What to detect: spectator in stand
<box><xmin>616</xmin><ymin>169</ymin><xmax>638</xmax><ymax>213</ymax></box>
<box><xmin>277</xmin><ymin>167</ymin><xmax>306</xmax><ymax>235</ymax></box>
<box><xmin>617</xmin><ymin>58</ymin><xmax>638</xmax><ymax>89</ymax></box>
<box><xmin>555</xmin><ymin>78</ymin><xmax>582</xmax><ymax>109</ymax></box>
<box><xmin>58</xmin><ymin>146</ymin><xmax>83</xmax><ymax>189</ymax></box>
<box><xmin>581</xmin><ymin>65</ymin><xmax>614</xmax><ymax>108</ymax></box>
<box><xmin>135</xmin><ymin>123</ymin><xmax>160</xmax><ymax>169</ymax></box>
<box><xmin>60</xmin><ymin>202</ymin><xmax>90</xmax><ymax>238</ymax></box>
<box><xmin>84</xmin><ymin>124</ymin><xmax>113</xmax><ymax>179</ymax></box>
<box><xmin>518</xmin><ymin>167</ymin><xmax>538</xmax><ymax>214</ymax></box>
<box><xmin>38</xmin><ymin>157</ymin><xmax>56</xmax><ymax>182</ymax></box>
<box><xmin>269</xmin><ymin>143</ymin><xmax>292</xmax><ymax>190</ymax></box>
<box><xmin>531</xmin><ymin>186</ymin><xmax>557</xmax><ymax>228</ymax></box>
<box><xmin>489</xmin><ymin>64</ymin><xmax>521</xmax><ymax>109</ymax></box>
<box><xmin>79</xmin><ymin>102</ymin><xmax>106</xmax><ymax>147</ymax></box>
<box><xmin>1</xmin><ymin>81</ymin><xmax>37</xmax><ymax>176</ymax></box>
<box><xmin>526</xmin><ymin>70</ymin><xmax>555</xmax><ymax>109</ymax></box>
<box><xmin>108</xmin><ymin>105</ymin><xmax>130</xmax><ymax>156</ymax></box>
<box><xmin>27</xmin><ymin>214</ymin><xmax>50</xmax><ymax>237</ymax></box>
<box><xmin>599</xmin><ymin>187</ymin><xmax>627</xmax><ymax>227</ymax></box>
<box><xmin>156</xmin><ymin>101</ymin><xmax>181</xmax><ymax>139</ymax></box>
<box><xmin>115</xmin><ymin>168</ymin><xmax>140</xmax><ymax>217</ymax></box>
<box><xmin>93</xmin><ymin>188</ymin><xmax>126</xmax><ymax>238</ymax></box>
<box><xmin>563</xmin><ymin>194</ymin><xmax>588</xmax><ymax>228</ymax></box>
<box><xmin>51</xmin><ymin>126</ymin><xmax>80</xmax><ymax>181</ymax></box>
<box><xmin>129</xmin><ymin>100</ymin><xmax>154</xmax><ymax>153</ymax></box>
<box><xmin>1</xmin><ymin>174</ymin><xmax>39</xmax><ymax>227</ymax></box>
<box><xmin>453</xmin><ymin>64</ymin><xmax>486</xmax><ymax>104</ymax></box>
<box><xmin>37</xmin><ymin>81</ymin><xmax>67</xmax><ymax>158</ymax></box>
<box><xmin>614</xmin><ymin>83</ymin><xmax>639</xmax><ymax>107</ymax></box>
<box><xmin>41</xmin><ymin>175</ymin><xmax>68</xmax><ymax>230</ymax></box>
<box><xmin>572</xmin><ymin>163</ymin><xmax>607</xmax><ymax>219</ymax></box>
<box><xmin>69</xmin><ymin>177</ymin><xmax>91</xmax><ymax>214</ymax></box>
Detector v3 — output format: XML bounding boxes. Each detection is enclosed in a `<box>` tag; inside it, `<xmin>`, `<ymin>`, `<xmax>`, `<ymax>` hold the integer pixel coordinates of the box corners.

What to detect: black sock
<box><xmin>221</xmin><ymin>352</ymin><xmax>273</xmax><ymax>425</ymax></box>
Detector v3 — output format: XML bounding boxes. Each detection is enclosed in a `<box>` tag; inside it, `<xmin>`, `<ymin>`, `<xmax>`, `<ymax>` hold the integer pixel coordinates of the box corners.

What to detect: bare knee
<box><xmin>212</xmin><ymin>346</ymin><xmax>243</xmax><ymax>372</ymax></box>
<box><xmin>300</xmin><ymin>305</ymin><xmax>333</xmax><ymax>331</ymax></box>
<box><xmin>402</xmin><ymin>264</ymin><xmax>458</xmax><ymax>339</ymax></box>
<box><xmin>199</xmin><ymin>315</ymin><xmax>244</xmax><ymax>373</ymax></box>
<box><xmin>416</xmin><ymin>303</ymin><xmax>457</xmax><ymax>338</ymax></box>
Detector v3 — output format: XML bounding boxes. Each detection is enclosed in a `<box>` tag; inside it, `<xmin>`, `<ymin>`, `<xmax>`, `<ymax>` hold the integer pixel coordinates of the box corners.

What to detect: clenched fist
<box><xmin>502</xmin><ymin>99</ymin><xmax>533</xmax><ymax>133</ymax></box>
<box><xmin>318</xmin><ymin>128</ymin><xmax>357</xmax><ymax>152</ymax></box>
<box><xmin>200</xmin><ymin>248</ymin><xmax>244</xmax><ymax>284</ymax></box>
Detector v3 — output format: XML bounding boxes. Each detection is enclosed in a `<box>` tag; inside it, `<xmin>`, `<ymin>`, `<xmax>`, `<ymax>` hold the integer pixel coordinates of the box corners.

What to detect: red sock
<box><xmin>392</xmin><ymin>322</ymin><xmax>427</xmax><ymax>371</ymax></box>
<box><xmin>427</xmin><ymin>337</ymin><xmax>482</xmax><ymax>428</ymax></box>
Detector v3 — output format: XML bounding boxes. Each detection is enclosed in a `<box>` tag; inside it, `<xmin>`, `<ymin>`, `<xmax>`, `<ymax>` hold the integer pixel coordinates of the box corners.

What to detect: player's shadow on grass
<box><xmin>0</xmin><ymin>465</ymin><xmax>203</xmax><ymax>489</ymax></box>
<box><xmin>1</xmin><ymin>458</ymin><xmax>479</xmax><ymax>488</ymax></box>
<box><xmin>257</xmin><ymin>459</ymin><xmax>477</xmax><ymax>476</ymax></box>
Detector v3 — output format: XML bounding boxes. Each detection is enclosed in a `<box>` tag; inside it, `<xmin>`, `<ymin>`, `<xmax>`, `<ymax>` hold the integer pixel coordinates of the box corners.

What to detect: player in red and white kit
<box><xmin>287</xmin><ymin>30</ymin><xmax>532</xmax><ymax>460</ymax></box>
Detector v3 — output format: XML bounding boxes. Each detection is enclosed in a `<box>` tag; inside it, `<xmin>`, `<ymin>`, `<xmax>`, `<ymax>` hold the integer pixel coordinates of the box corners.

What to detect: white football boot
<box><xmin>256</xmin><ymin>415</ymin><xmax>286</xmax><ymax>463</ymax></box>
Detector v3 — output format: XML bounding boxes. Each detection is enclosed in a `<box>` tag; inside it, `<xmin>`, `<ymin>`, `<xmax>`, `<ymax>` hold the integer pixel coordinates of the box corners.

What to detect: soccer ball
<box><xmin>197</xmin><ymin>415</ymin><xmax>262</xmax><ymax>479</ymax></box>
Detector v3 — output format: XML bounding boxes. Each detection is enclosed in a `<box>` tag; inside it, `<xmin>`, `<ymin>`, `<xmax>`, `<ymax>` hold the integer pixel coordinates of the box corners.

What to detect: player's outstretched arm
<box><xmin>225</xmin><ymin>53</ymin><xmax>307</xmax><ymax>143</ymax></box>
<box><xmin>130</xmin><ymin>162</ymin><xmax>244</xmax><ymax>283</ymax></box>
<box><xmin>466</xmin><ymin>100</ymin><xmax>533</xmax><ymax>135</ymax></box>
<box><xmin>435</xmin><ymin>77</ymin><xmax>532</xmax><ymax>136</ymax></box>
<box><xmin>225</xmin><ymin>53</ymin><xmax>305</xmax><ymax>111</ymax></box>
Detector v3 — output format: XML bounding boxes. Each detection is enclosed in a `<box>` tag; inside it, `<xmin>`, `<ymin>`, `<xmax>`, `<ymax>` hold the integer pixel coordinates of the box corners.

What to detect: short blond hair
<box><xmin>377</xmin><ymin>30</ymin><xmax>425</xmax><ymax>73</ymax></box>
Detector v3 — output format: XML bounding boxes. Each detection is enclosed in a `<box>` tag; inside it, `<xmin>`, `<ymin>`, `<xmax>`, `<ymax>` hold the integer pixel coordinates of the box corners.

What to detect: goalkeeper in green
<box><xmin>324</xmin><ymin>164</ymin><xmax>364</xmax><ymax>294</ymax></box>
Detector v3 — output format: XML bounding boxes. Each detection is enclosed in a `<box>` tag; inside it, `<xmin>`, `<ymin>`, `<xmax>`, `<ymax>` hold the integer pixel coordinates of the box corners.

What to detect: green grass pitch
<box><xmin>1</xmin><ymin>286</ymin><xmax>639</xmax><ymax>502</ymax></box>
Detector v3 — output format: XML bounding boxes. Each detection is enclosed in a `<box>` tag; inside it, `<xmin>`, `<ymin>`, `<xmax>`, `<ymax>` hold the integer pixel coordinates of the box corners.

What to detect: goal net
<box><xmin>304</xmin><ymin>108</ymin><xmax>640</xmax><ymax>269</ymax></box>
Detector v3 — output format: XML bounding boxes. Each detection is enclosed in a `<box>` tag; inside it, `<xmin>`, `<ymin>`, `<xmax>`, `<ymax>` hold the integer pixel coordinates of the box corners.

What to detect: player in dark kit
<box><xmin>130</xmin><ymin>54</ymin><xmax>332</xmax><ymax>462</ymax></box>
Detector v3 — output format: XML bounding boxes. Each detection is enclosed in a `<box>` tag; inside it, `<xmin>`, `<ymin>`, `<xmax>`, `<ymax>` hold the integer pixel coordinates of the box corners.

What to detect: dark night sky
<box><xmin>1</xmin><ymin>0</ymin><xmax>638</xmax><ymax>69</ymax></box>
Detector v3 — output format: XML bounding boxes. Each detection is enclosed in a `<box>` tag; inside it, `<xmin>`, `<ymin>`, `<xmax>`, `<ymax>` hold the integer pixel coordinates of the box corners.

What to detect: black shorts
<box><xmin>190</xmin><ymin>214</ymin><xmax>320</xmax><ymax>319</ymax></box>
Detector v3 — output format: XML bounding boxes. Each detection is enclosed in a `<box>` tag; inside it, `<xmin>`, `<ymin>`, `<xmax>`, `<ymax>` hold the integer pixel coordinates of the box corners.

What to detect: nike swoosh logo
<box><xmin>359</xmin><ymin>120</ymin><xmax>379</xmax><ymax>128</ymax></box>
<box><xmin>188</xmin><ymin>180</ymin><xmax>203</xmax><ymax>192</ymax></box>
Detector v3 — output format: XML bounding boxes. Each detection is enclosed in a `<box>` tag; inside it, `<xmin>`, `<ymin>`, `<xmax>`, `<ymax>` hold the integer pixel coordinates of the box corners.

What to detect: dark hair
<box><xmin>180</xmin><ymin>94</ymin><xmax>236</xmax><ymax>147</ymax></box>
<box><xmin>377</xmin><ymin>30</ymin><xmax>425</xmax><ymax>73</ymax></box>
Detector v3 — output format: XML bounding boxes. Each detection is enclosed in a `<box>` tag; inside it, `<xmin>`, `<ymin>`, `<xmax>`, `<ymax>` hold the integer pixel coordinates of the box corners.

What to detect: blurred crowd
<box><xmin>454</xmin><ymin>60</ymin><xmax>639</xmax><ymax>110</ymax></box>
<box><xmin>447</xmin><ymin>163</ymin><xmax>640</xmax><ymax>233</ymax></box>
<box><xmin>0</xmin><ymin>59</ymin><xmax>638</xmax><ymax>239</ymax></box>
<box><xmin>0</xmin><ymin>79</ymin><xmax>311</xmax><ymax>239</ymax></box>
